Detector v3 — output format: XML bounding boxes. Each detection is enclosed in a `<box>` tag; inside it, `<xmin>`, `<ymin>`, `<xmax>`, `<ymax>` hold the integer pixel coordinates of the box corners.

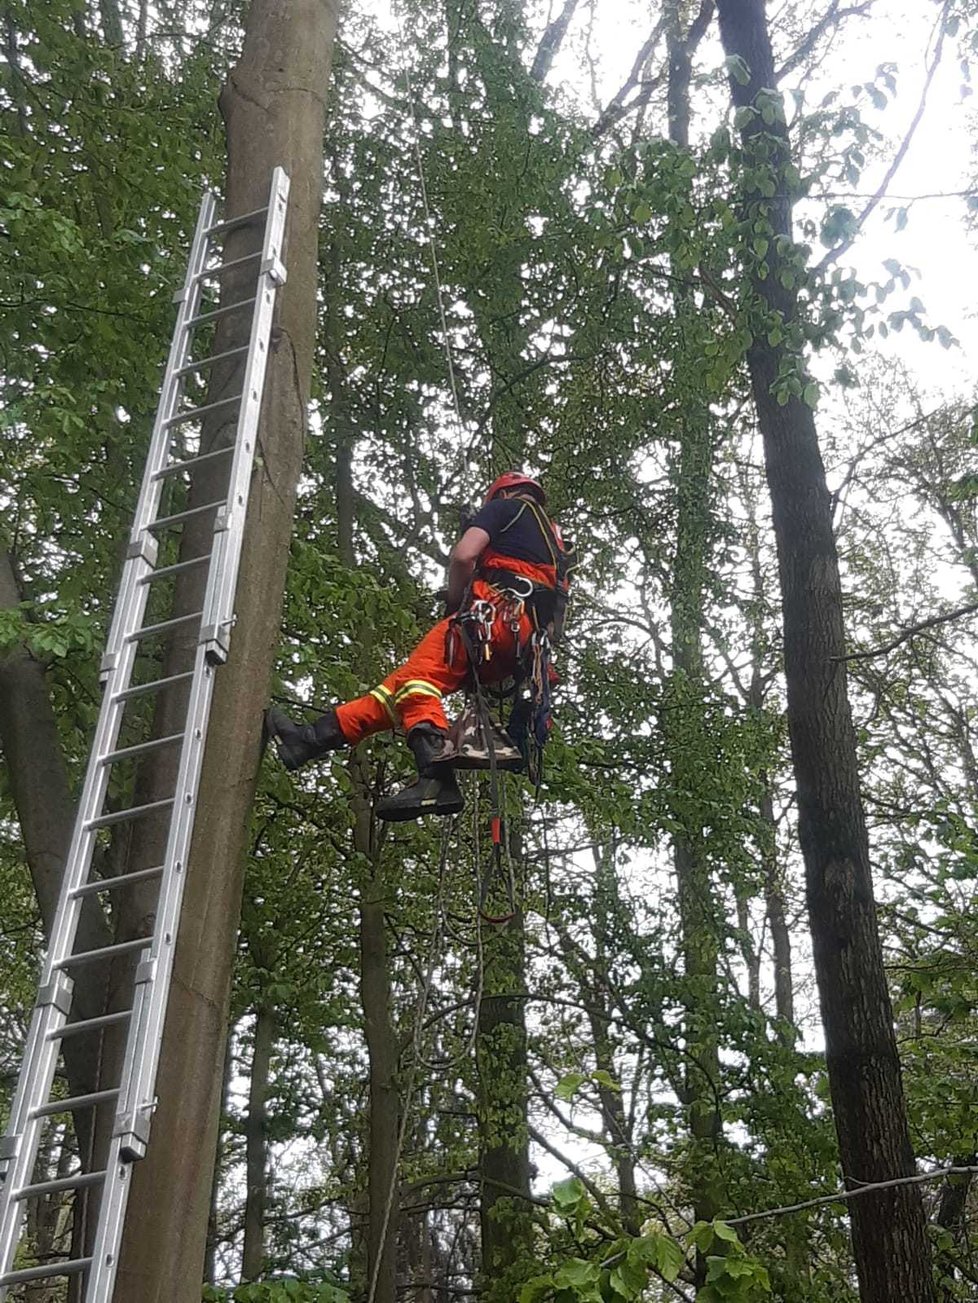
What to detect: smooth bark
<box><xmin>113</xmin><ymin>3</ymin><xmax>338</xmax><ymax>1297</ymax></box>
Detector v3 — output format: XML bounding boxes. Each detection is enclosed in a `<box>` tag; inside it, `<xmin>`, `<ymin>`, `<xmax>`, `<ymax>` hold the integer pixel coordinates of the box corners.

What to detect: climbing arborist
<box><xmin>266</xmin><ymin>471</ymin><xmax>576</xmax><ymax>822</ymax></box>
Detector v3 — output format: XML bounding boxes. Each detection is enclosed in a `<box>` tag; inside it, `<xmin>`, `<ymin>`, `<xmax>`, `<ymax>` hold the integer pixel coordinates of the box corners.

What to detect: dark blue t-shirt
<box><xmin>469</xmin><ymin>497</ymin><xmax>555</xmax><ymax>567</ymax></box>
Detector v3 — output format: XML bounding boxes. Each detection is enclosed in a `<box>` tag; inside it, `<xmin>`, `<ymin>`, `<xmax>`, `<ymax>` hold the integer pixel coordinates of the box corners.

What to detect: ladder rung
<box><xmin>71</xmin><ymin>865</ymin><xmax>165</xmax><ymax>899</ymax></box>
<box><xmin>163</xmin><ymin>393</ymin><xmax>242</xmax><ymax>428</ymax></box>
<box><xmin>49</xmin><ymin>1009</ymin><xmax>132</xmax><ymax>1040</ymax></box>
<box><xmin>16</xmin><ymin>1169</ymin><xmax>107</xmax><ymax>1201</ymax></box>
<box><xmin>126</xmin><ymin>610</ymin><xmax>202</xmax><ymax>642</ymax></box>
<box><xmin>194</xmin><ymin>251</ymin><xmax>261</xmax><ymax>281</ymax></box>
<box><xmin>174</xmin><ymin>344</ymin><xmax>249</xmax><ymax>378</ymax></box>
<box><xmin>56</xmin><ymin>937</ymin><xmax>151</xmax><ymax>969</ymax></box>
<box><xmin>204</xmin><ymin>203</ymin><xmax>269</xmax><ymax>237</ymax></box>
<box><xmin>0</xmin><ymin>1258</ymin><xmax>92</xmax><ymax>1287</ymax></box>
<box><xmin>100</xmin><ymin>731</ymin><xmax>185</xmax><ymax>766</ymax></box>
<box><xmin>184</xmin><ymin>295</ymin><xmax>257</xmax><ymax>329</ymax></box>
<box><xmin>138</xmin><ymin>552</ymin><xmax>212</xmax><ymax>582</ymax></box>
<box><xmin>31</xmin><ymin>1088</ymin><xmax>119</xmax><ymax>1120</ymax></box>
<box><xmin>146</xmin><ymin>499</ymin><xmax>225</xmax><ymax>532</ymax></box>
<box><xmin>85</xmin><ymin>796</ymin><xmax>175</xmax><ymax>831</ymax></box>
<box><xmin>113</xmin><ymin>670</ymin><xmax>194</xmax><ymax>704</ymax></box>
<box><xmin>152</xmin><ymin>444</ymin><xmax>234</xmax><ymax>482</ymax></box>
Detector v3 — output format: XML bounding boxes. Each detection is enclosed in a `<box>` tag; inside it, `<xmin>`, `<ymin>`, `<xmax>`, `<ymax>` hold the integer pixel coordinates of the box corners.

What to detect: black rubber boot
<box><xmin>265</xmin><ymin>707</ymin><xmax>347</xmax><ymax>771</ymax></box>
<box><xmin>375</xmin><ymin>724</ymin><xmax>464</xmax><ymax>823</ymax></box>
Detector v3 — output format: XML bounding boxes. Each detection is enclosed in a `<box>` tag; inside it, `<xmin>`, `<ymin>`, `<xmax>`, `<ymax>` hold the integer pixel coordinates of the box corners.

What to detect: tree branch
<box><xmin>816</xmin><ymin>0</ymin><xmax>950</xmax><ymax>273</ymax></box>
<box><xmin>838</xmin><ymin>599</ymin><xmax>978</xmax><ymax>662</ymax></box>
<box><xmin>776</xmin><ymin>1</ymin><xmax>872</xmax><ymax>82</ymax></box>
<box><xmin>531</xmin><ymin>0</ymin><xmax>581</xmax><ymax>83</ymax></box>
<box><xmin>593</xmin><ymin>18</ymin><xmax>665</xmax><ymax>137</ymax></box>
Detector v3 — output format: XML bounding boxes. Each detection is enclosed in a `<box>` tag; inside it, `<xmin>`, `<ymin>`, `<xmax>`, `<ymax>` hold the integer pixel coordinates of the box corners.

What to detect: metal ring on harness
<box><xmin>493</xmin><ymin>573</ymin><xmax>535</xmax><ymax>602</ymax></box>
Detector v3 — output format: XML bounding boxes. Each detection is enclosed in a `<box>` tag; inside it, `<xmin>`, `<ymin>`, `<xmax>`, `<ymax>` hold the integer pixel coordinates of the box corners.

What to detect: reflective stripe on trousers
<box><xmin>335</xmin><ymin>580</ymin><xmax>536</xmax><ymax>744</ymax></box>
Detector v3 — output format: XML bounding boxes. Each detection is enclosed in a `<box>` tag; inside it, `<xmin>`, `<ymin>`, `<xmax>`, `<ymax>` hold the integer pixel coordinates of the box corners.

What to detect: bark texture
<box><xmin>715</xmin><ymin>1</ymin><xmax>935</xmax><ymax>1297</ymax></box>
<box><xmin>477</xmin><ymin>895</ymin><xmax>532</xmax><ymax>1297</ymax></box>
<box><xmin>330</xmin><ymin>260</ymin><xmax>400</xmax><ymax>1303</ymax></box>
<box><xmin>113</xmin><ymin>3</ymin><xmax>337</xmax><ymax>1297</ymax></box>
<box><xmin>663</xmin><ymin>0</ymin><xmax>724</xmax><ymax>1243</ymax></box>
<box><xmin>241</xmin><ymin>1002</ymin><xmax>275</xmax><ymax>1280</ymax></box>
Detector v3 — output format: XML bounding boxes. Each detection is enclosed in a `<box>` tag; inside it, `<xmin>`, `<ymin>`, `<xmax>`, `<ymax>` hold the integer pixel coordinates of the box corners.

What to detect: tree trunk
<box><xmin>0</xmin><ymin>549</ymin><xmax>113</xmax><ymax>1176</ymax></box>
<box><xmin>113</xmin><ymin>3</ymin><xmax>338</xmax><ymax>1298</ymax></box>
<box><xmin>328</xmin><ymin>246</ymin><xmax>400</xmax><ymax>1303</ymax></box>
<box><xmin>241</xmin><ymin>1002</ymin><xmax>275</xmax><ymax>1280</ymax></box>
<box><xmin>662</xmin><ymin>0</ymin><xmax>724</xmax><ymax>1244</ymax></box>
<box><xmin>935</xmin><ymin>1158</ymin><xmax>976</xmax><ymax>1303</ymax></box>
<box><xmin>358</xmin><ymin>881</ymin><xmax>399</xmax><ymax>1303</ymax></box>
<box><xmin>476</xmin><ymin>871</ymin><xmax>532</xmax><ymax>1298</ymax></box>
<box><xmin>715</xmin><ymin>2</ymin><xmax>935</xmax><ymax>1297</ymax></box>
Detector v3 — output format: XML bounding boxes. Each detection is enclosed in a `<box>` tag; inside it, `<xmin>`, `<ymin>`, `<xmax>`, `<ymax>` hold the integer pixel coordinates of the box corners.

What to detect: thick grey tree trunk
<box><xmin>111</xmin><ymin>3</ymin><xmax>338</xmax><ymax>1298</ymax></box>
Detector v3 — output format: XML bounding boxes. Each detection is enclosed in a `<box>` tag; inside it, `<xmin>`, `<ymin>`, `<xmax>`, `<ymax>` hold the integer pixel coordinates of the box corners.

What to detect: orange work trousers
<box><xmin>335</xmin><ymin>579</ymin><xmax>534</xmax><ymax>745</ymax></box>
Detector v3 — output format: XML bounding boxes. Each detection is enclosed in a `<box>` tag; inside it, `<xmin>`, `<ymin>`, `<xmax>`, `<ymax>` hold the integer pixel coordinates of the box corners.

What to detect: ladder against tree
<box><xmin>0</xmin><ymin>167</ymin><xmax>290</xmax><ymax>1301</ymax></box>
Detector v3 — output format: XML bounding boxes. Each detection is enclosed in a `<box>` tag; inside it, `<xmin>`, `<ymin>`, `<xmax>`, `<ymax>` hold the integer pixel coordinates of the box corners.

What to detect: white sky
<box><xmin>553</xmin><ymin>0</ymin><xmax>977</xmax><ymax>394</ymax></box>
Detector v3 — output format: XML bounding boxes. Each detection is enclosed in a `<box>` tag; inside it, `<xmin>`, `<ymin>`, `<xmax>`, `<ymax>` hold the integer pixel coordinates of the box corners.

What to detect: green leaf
<box><xmin>593</xmin><ymin>1068</ymin><xmax>619</xmax><ymax>1090</ymax></box>
<box><xmin>711</xmin><ymin>1220</ymin><xmax>742</xmax><ymax>1245</ymax></box>
<box><xmin>552</xmin><ymin>1176</ymin><xmax>586</xmax><ymax>1209</ymax></box>
<box><xmin>725</xmin><ymin>54</ymin><xmax>752</xmax><ymax>86</ymax></box>
<box><xmin>555</xmin><ymin>1071</ymin><xmax>586</xmax><ymax>1101</ymax></box>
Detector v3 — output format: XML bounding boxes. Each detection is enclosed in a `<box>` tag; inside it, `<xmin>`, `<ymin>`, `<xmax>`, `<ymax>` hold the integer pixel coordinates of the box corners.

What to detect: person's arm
<box><xmin>445</xmin><ymin>526</ymin><xmax>490</xmax><ymax>613</ymax></box>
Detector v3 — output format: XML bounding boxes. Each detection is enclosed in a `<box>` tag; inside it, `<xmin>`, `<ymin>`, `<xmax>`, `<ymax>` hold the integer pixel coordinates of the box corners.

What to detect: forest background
<box><xmin>2</xmin><ymin>1</ymin><xmax>978</xmax><ymax>1301</ymax></box>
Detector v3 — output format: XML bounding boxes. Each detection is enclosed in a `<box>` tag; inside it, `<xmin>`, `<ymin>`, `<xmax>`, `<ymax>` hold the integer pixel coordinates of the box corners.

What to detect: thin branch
<box><xmin>528</xmin><ymin>1124</ymin><xmax>620</xmax><ymax>1224</ymax></box>
<box><xmin>727</xmin><ymin>1164</ymin><xmax>978</xmax><ymax>1227</ymax></box>
<box><xmin>816</xmin><ymin>0</ymin><xmax>950</xmax><ymax>273</ymax></box>
<box><xmin>837</xmin><ymin>600</ymin><xmax>978</xmax><ymax>662</ymax></box>
<box><xmin>531</xmin><ymin>0</ymin><xmax>581</xmax><ymax>83</ymax></box>
<box><xmin>776</xmin><ymin>1</ymin><xmax>872</xmax><ymax>82</ymax></box>
<box><xmin>592</xmin><ymin>18</ymin><xmax>665</xmax><ymax>137</ymax></box>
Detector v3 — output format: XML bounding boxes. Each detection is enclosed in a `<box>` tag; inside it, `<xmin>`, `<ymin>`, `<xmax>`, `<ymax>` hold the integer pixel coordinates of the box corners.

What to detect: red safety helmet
<box><xmin>483</xmin><ymin>471</ymin><xmax>546</xmax><ymax>506</ymax></box>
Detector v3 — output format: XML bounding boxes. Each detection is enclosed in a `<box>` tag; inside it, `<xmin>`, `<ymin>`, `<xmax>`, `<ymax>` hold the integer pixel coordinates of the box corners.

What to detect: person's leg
<box><xmin>267</xmin><ymin>618</ymin><xmax>468</xmax><ymax>773</ymax></box>
<box><xmin>368</xmin><ymin>618</ymin><xmax>469</xmax><ymax>736</ymax></box>
<box><xmin>371</xmin><ymin>620</ymin><xmax>470</xmax><ymax>819</ymax></box>
<box><xmin>264</xmin><ymin>705</ymin><xmax>347</xmax><ymax>772</ymax></box>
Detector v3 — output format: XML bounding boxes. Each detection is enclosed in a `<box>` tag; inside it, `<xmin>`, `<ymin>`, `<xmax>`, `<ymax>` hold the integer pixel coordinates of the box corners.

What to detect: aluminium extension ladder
<box><xmin>0</xmin><ymin>167</ymin><xmax>290</xmax><ymax>1299</ymax></box>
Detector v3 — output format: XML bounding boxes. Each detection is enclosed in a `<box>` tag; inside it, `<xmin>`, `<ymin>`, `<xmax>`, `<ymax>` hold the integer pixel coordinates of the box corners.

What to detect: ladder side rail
<box><xmin>101</xmin><ymin>190</ymin><xmax>217</xmax><ymax>683</ymax></box>
<box><xmin>199</xmin><ymin>167</ymin><xmax>290</xmax><ymax>664</ymax></box>
<box><xmin>86</xmin><ymin>645</ymin><xmax>219</xmax><ymax>1299</ymax></box>
<box><xmin>0</xmin><ymin>636</ymin><xmax>143</xmax><ymax>1278</ymax></box>
<box><xmin>0</xmin><ymin>188</ymin><xmax>218</xmax><ymax>1297</ymax></box>
<box><xmin>109</xmin><ymin>644</ymin><xmax>217</xmax><ymax>1162</ymax></box>
<box><xmin>0</xmin><ymin>982</ymin><xmax>72</xmax><ymax>1278</ymax></box>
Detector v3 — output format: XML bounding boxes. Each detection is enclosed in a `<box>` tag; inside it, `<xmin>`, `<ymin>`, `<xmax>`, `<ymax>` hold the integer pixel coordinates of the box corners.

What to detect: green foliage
<box><xmin>4</xmin><ymin>2</ymin><xmax>977</xmax><ymax>1299</ymax></box>
<box><xmin>203</xmin><ymin>1279</ymin><xmax>349</xmax><ymax>1303</ymax></box>
<box><xmin>520</xmin><ymin>1205</ymin><xmax>770</xmax><ymax>1303</ymax></box>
